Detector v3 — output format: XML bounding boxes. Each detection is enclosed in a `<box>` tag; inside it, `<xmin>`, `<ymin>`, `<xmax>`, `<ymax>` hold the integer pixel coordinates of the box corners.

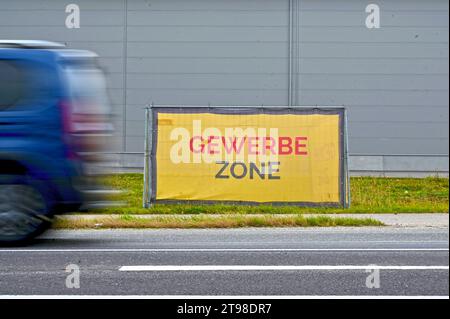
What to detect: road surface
<box><xmin>0</xmin><ymin>227</ymin><xmax>448</xmax><ymax>297</ymax></box>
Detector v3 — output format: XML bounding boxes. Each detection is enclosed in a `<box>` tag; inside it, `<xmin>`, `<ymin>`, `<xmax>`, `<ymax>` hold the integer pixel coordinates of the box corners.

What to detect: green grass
<box><xmin>54</xmin><ymin>214</ymin><xmax>384</xmax><ymax>229</ymax></box>
<box><xmin>86</xmin><ymin>173</ymin><xmax>449</xmax><ymax>215</ymax></box>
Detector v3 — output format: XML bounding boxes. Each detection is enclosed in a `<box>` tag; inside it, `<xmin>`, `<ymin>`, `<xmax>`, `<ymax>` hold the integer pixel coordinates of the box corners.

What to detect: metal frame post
<box><xmin>142</xmin><ymin>104</ymin><xmax>153</xmax><ymax>208</ymax></box>
<box><xmin>344</xmin><ymin>108</ymin><xmax>351</xmax><ymax>208</ymax></box>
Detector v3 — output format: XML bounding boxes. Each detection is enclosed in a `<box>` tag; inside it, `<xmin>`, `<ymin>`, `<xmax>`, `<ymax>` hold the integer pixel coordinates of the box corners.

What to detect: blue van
<box><xmin>0</xmin><ymin>40</ymin><xmax>113</xmax><ymax>244</ymax></box>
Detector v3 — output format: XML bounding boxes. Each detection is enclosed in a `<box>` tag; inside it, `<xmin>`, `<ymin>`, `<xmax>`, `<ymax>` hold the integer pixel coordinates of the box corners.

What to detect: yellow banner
<box><xmin>153</xmin><ymin>109</ymin><xmax>343</xmax><ymax>205</ymax></box>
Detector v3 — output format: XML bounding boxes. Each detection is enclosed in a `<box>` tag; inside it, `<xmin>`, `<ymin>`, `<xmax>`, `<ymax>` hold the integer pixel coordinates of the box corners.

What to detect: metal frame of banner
<box><xmin>143</xmin><ymin>105</ymin><xmax>351</xmax><ymax>208</ymax></box>
<box><xmin>142</xmin><ymin>103</ymin><xmax>153</xmax><ymax>208</ymax></box>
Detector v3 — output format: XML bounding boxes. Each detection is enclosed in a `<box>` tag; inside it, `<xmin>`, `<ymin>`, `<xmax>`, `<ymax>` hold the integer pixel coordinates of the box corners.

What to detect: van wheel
<box><xmin>0</xmin><ymin>182</ymin><xmax>53</xmax><ymax>245</ymax></box>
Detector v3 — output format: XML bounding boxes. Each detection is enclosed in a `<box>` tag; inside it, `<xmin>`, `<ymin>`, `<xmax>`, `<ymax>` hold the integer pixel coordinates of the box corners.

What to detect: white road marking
<box><xmin>0</xmin><ymin>248</ymin><xmax>448</xmax><ymax>253</ymax></box>
<box><xmin>119</xmin><ymin>265</ymin><xmax>449</xmax><ymax>272</ymax></box>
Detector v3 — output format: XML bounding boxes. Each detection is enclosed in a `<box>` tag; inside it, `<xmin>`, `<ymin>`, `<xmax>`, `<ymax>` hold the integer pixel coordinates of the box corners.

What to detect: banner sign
<box><xmin>149</xmin><ymin>107</ymin><xmax>349</xmax><ymax>207</ymax></box>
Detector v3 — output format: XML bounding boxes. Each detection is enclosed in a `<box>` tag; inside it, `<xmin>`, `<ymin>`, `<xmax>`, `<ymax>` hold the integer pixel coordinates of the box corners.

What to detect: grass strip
<box><xmin>94</xmin><ymin>174</ymin><xmax>448</xmax><ymax>214</ymax></box>
<box><xmin>54</xmin><ymin>214</ymin><xmax>384</xmax><ymax>229</ymax></box>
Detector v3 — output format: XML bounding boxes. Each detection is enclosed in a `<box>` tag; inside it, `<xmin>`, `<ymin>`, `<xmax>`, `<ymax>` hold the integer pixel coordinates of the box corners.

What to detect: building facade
<box><xmin>1</xmin><ymin>0</ymin><xmax>448</xmax><ymax>175</ymax></box>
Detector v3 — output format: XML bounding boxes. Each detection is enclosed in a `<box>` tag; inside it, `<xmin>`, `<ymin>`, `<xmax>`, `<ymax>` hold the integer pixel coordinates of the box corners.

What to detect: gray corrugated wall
<box><xmin>0</xmin><ymin>0</ymin><xmax>448</xmax><ymax>175</ymax></box>
<box><xmin>296</xmin><ymin>0</ymin><xmax>449</xmax><ymax>175</ymax></box>
<box><xmin>124</xmin><ymin>0</ymin><xmax>290</xmax><ymax>161</ymax></box>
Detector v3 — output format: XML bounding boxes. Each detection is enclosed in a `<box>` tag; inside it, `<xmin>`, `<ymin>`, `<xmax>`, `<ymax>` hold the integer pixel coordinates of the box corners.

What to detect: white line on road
<box><xmin>119</xmin><ymin>265</ymin><xmax>450</xmax><ymax>272</ymax></box>
<box><xmin>0</xmin><ymin>248</ymin><xmax>448</xmax><ymax>253</ymax></box>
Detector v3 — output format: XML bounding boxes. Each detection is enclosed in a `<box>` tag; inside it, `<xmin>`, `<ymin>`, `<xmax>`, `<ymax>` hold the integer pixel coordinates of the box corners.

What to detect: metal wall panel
<box><xmin>124</xmin><ymin>0</ymin><xmax>290</xmax><ymax>153</ymax></box>
<box><xmin>296</xmin><ymin>0</ymin><xmax>449</xmax><ymax>164</ymax></box>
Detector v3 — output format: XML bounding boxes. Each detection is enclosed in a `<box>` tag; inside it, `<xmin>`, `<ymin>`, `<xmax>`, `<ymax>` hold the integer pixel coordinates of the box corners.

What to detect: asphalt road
<box><xmin>0</xmin><ymin>227</ymin><xmax>448</xmax><ymax>297</ymax></box>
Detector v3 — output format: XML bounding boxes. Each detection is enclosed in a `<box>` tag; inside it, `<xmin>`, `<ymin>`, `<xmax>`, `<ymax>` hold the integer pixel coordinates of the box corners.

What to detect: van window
<box><xmin>65</xmin><ymin>66</ymin><xmax>110</xmax><ymax>115</ymax></box>
<box><xmin>0</xmin><ymin>60</ymin><xmax>24</xmax><ymax>109</ymax></box>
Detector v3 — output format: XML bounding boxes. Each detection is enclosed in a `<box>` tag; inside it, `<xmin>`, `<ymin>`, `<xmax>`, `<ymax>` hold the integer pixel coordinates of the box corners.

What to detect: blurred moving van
<box><xmin>0</xmin><ymin>40</ymin><xmax>114</xmax><ymax>244</ymax></box>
